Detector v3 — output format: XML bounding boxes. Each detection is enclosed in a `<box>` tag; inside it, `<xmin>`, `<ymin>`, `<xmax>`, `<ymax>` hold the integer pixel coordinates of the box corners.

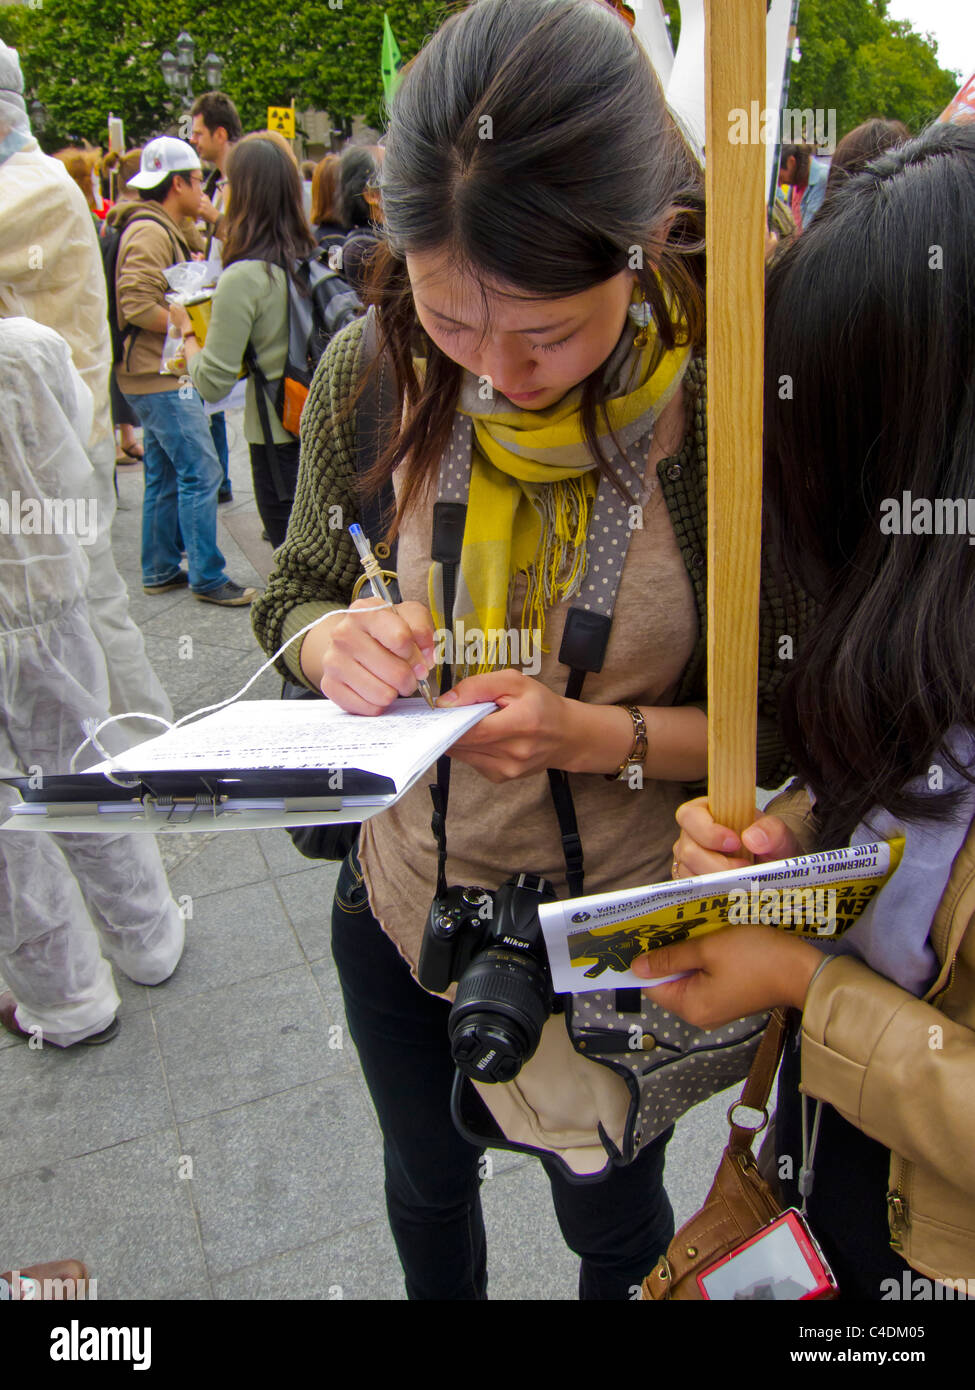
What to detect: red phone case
<box><xmin>697</xmin><ymin>1208</ymin><xmax>838</xmax><ymax>1300</ymax></box>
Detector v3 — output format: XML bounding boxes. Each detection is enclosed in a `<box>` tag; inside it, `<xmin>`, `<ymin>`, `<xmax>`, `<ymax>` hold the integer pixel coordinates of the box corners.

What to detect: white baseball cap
<box><xmin>127</xmin><ymin>136</ymin><xmax>201</xmax><ymax>190</ymax></box>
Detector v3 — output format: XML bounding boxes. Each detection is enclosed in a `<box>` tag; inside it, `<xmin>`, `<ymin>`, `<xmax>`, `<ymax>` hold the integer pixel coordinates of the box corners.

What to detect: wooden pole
<box><xmin>703</xmin><ymin>0</ymin><xmax>767</xmax><ymax>835</ymax></box>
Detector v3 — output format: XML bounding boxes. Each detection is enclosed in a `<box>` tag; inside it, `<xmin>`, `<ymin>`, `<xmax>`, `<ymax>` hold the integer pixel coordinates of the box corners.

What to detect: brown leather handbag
<box><xmin>641</xmin><ymin>1008</ymin><xmax>790</xmax><ymax>1300</ymax></box>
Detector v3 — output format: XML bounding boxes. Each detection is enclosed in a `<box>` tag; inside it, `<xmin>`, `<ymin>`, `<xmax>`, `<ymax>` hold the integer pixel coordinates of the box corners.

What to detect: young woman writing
<box><xmin>252</xmin><ymin>0</ymin><xmax>812</xmax><ymax>1300</ymax></box>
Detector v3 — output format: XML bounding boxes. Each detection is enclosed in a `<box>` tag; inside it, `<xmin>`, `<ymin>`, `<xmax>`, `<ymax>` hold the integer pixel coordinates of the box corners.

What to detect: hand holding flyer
<box><xmin>537</xmin><ymin>838</ymin><xmax>905</xmax><ymax>995</ymax></box>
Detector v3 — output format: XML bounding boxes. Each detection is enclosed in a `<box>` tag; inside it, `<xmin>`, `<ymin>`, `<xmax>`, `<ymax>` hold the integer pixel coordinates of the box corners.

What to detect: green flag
<box><xmin>382</xmin><ymin>12</ymin><xmax>404</xmax><ymax>105</ymax></box>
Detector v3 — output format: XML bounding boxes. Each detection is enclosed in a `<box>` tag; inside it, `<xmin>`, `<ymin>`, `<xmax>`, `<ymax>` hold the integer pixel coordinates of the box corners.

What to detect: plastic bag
<box><xmin>160</xmin><ymin>262</ymin><xmax>217</xmax><ymax>374</ymax></box>
<box><xmin>164</xmin><ymin>260</ymin><xmax>216</xmax><ymax>298</ymax></box>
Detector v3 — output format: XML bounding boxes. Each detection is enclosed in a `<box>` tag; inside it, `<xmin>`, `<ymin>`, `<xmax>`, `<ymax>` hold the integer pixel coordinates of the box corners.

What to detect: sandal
<box><xmin>118</xmin><ymin>441</ymin><xmax>144</xmax><ymax>462</ymax></box>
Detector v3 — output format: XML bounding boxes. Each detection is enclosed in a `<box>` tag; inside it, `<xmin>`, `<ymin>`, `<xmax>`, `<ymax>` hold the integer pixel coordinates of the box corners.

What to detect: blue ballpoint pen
<box><xmin>348</xmin><ymin>524</ymin><xmax>436</xmax><ymax>708</ymax></box>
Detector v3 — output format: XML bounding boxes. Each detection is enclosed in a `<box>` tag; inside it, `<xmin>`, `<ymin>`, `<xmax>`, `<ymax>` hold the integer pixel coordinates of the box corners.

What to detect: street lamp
<box><xmin>175</xmin><ymin>30</ymin><xmax>195</xmax><ymax>81</ymax></box>
<box><xmin>160</xmin><ymin>31</ymin><xmax>225</xmax><ymax>111</ymax></box>
<box><xmin>204</xmin><ymin>51</ymin><xmax>224</xmax><ymax>90</ymax></box>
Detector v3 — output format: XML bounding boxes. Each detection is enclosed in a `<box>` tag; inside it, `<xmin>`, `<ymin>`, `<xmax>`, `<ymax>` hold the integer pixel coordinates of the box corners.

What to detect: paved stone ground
<box><xmin>0</xmin><ymin>413</ymin><xmax>745</xmax><ymax>1300</ymax></box>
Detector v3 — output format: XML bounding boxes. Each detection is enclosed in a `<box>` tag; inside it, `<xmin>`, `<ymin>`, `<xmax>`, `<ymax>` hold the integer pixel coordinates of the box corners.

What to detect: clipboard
<box><xmin>0</xmin><ymin>698</ymin><xmax>496</xmax><ymax>835</ymax></box>
<box><xmin>0</xmin><ymin>766</ymin><xmax>395</xmax><ymax>835</ymax></box>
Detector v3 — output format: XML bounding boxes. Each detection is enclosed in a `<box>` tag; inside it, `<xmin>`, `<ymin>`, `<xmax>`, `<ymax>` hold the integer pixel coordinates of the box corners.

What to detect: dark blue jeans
<box><xmin>123</xmin><ymin>388</ymin><xmax>227</xmax><ymax>593</ymax></box>
<box><xmin>331</xmin><ymin>849</ymin><xmax>675</xmax><ymax>1300</ymax></box>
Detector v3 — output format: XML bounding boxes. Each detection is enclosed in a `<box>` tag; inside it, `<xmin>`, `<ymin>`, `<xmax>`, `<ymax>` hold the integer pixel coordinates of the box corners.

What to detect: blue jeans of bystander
<box><xmin>123</xmin><ymin>387</ymin><xmax>228</xmax><ymax>594</ymax></box>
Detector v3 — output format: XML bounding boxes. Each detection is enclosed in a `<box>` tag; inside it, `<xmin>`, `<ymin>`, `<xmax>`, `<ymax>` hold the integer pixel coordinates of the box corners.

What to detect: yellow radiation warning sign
<box><xmin>267</xmin><ymin>106</ymin><xmax>295</xmax><ymax>138</ymax></box>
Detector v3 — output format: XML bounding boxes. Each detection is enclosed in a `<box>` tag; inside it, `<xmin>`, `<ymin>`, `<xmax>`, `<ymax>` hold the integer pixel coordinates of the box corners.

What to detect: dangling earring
<box><xmin>628</xmin><ymin>295</ymin><xmax>654</xmax><ymax>348</ymax></box>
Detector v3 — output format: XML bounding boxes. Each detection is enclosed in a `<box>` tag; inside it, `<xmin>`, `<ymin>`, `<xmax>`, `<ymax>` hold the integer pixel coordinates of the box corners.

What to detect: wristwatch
<box><xmin>605</xmin><ymin>704</ymin><xmax>649</xmax><ymax>781</ymax></box>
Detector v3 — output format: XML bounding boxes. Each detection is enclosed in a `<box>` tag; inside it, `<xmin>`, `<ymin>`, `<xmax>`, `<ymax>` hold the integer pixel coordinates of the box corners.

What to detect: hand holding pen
<box><xmin>294</xmin><ymin>525</ymin><xmax>437</xmax><ymax>715</ymax></box>
<box><xmin>348</xmin><ymin>525</ymin><xmax>436</xmax><ymax>708</ymax></box>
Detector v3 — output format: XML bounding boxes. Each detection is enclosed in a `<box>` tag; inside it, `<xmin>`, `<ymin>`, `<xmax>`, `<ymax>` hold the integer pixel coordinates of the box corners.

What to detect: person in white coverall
<box><xmin>0</xmin><ymin>317</ymin><xmax>185</xmax><ymax>1046</ymax></box>
<box><xmin>0</xmin><ymin>39</ymin><xmax>171</xmax><ymax>730</ymax></box>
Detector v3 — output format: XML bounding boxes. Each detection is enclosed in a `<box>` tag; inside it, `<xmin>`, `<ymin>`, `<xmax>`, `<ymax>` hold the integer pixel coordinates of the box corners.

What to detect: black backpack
<box><xmin>100</xmin><ymin>211</ymin><xmax>181</xmax><ymax>367</ymax></box>
<box><xmin>246</xmin><ymin>249</ymin><xmax>364</xmax><ymax>507</ymax></box>
<box><xmin>273</xmin><ymin>250</ymin><xmax>364</xmax><ymax>436</ymax></box>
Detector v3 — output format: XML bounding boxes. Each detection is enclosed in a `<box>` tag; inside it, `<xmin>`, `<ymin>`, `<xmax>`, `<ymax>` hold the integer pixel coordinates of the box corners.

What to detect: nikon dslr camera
<box><xmin>418</xmin><ymin>872</ymin><xmax>557</xmax><ymax>1084</ymax></box>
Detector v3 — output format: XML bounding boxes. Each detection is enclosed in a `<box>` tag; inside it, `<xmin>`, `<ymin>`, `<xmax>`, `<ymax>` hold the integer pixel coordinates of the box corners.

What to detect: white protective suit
<box><xmin>0</xmin><ymin>317</ymin><xmax>184</xmax><ymax>1045</ymax></box>
<box><xmin>0</xmin><ymin>40</ymin><xmax>171</xmax><ymax>731</ymax></box>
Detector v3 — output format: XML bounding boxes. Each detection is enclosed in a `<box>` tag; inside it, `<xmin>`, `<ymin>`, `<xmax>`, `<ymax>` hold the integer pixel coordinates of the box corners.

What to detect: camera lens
<box><xmin>448</xmin><ymin>950</ymin><xmax>552</xmax><ymax>1083</ymax></box>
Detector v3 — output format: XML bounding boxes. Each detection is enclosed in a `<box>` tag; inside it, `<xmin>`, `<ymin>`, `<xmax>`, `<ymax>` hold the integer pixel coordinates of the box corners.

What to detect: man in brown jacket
<box><xmin>115</xmin><ymin>137</ymin><xmax>256</xmax><ymax>606</ymax></box>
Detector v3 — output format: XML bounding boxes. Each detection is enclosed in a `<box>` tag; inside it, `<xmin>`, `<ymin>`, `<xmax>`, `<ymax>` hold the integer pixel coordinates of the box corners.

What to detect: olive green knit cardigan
<box><xmin>251</xmin><ymin>315</ymin><xmax>815</xmax><ymax>791</ymax></box>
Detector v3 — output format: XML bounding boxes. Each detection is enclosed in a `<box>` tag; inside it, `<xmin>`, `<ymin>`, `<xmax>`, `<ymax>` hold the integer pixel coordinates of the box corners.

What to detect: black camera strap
<box><xmin>427</xmin><ymin>409</ymin><xmax>653</xmax><ymax>903</ymax></box>
<box><xmin>430</xmin><ymin>495</ymin><xmax>466</xmax><ymax>902</ymax></box>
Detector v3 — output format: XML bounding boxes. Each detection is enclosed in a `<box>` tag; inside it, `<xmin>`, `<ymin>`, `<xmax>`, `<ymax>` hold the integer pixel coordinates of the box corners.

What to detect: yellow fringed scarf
<box><xmin>421</xmin><ymin>283</ymin><xmax>692</xmax><ymax>676</ymax></box>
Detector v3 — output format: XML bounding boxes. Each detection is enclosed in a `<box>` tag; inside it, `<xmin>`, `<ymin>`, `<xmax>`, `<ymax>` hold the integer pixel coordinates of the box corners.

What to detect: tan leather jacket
<box><xmin>800</xmin><ymin>809</ymin><xmax>975</xmax><ymax>1284</ymax></box>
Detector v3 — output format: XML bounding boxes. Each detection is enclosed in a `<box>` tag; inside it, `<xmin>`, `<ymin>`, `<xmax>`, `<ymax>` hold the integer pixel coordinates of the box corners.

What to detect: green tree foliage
<box><xmin>788</xmin><ymin>0</ymin><xmax>959</xmax><ymax>138</ymax></box>
<box><xmin>0</xmin><ymin>0</ymin><xmax>447</xmax><ymax>150</ymax></box>
<box><xmin>2</xmin><ymin>0</ymin><xmax>960</xmax><ymax>152</ymax></box>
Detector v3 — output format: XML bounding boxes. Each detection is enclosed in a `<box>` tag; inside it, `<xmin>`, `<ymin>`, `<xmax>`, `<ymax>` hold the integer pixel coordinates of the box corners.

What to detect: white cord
<box><xmin>69</xmin><ymin>606</ymin><xmax>356</xmax><ymax>783</ymax></box>
<box><xmin>798</xmin><ymin>1096</ymin><xmax>824</xmax><ymax>1215</ymax></box>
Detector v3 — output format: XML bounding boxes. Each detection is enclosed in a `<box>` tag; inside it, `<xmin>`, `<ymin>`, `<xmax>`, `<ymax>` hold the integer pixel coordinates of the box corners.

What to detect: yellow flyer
<box><xmin>538</xmin><ymin>839</ymin><xmax>905</xmax><ymax>994</ymax></box>
<box><xmin>184</xmin><ymin>293</ymin><xmax>213</xmax><ymax>345</ymax></box>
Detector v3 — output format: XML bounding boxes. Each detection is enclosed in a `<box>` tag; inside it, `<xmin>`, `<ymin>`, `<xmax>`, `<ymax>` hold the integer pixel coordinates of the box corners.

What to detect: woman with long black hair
<box><xmin>253</xmin><ymin>0</ymin><xmax>811</xmax><ymax>1299</ymax></box>
<box><xmin>640</xmin><ymin>121</ymin><xmax>975</xmax><ymax>1300</ymax></box>
<box><xmin>173</xmin><ymin>132</ymin><xmax>315</xmax><ymax>547</ymax></box>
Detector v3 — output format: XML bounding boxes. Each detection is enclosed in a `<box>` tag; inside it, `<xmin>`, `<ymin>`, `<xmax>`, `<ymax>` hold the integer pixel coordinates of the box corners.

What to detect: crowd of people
<box><xmin>1</xmin><ymin>0</ymin><xmax>973</xmax><ymax>1308</ymax></box>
